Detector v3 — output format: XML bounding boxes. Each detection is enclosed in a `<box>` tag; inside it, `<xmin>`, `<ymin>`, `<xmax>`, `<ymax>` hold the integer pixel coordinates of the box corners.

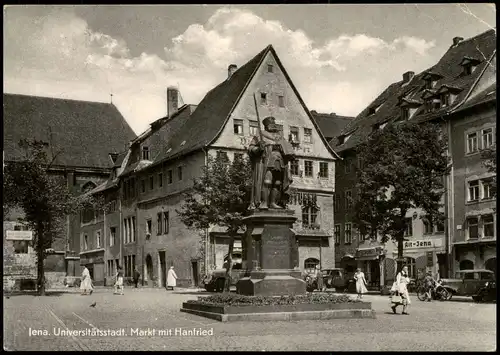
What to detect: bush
<box><xmin>186</xmin><ymin>293</ymin><xmax>362</xmax><ymax>306</ymax></box>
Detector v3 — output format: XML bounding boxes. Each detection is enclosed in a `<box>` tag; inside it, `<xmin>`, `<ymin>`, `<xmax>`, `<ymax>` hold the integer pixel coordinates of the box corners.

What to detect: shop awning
<box><xmin>341</xmin><ymin>254</ymin><xmax>355</xmax><ymax>259</ymax></box>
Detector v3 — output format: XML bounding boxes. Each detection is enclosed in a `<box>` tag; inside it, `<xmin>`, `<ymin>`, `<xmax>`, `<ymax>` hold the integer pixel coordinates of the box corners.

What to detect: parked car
<box><xmin>439</xmin><ymin>269</ymin><xmax>495</xmax><ymax>300</ymax></box>
<box><xmin>472</xmin><ymin>280</ymin><xmax>496</xmax><ymax>303</ymax></box>
<box><xmin>204</xmin><ymin>250</ymin><xmax>244</xmax><ymax>292</ymax></box>
<box><xmin>321</xmin><ymin>268</ymin><xmax>356</xmax><ymax>293</ymax></box>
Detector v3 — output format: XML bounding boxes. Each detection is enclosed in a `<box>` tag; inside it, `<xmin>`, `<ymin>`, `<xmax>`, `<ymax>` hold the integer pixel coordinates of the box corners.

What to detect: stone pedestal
<box><xmin>236</xmin><ymin>209</ymin><xmax>306</xmax><ymax>296</ymax></box>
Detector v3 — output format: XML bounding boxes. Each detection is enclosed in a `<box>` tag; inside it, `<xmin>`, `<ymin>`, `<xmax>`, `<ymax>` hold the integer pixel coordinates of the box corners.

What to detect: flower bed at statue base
<box><xmin>180</xmin><ymin>293</ymin><xmax>376</xmax><ymax>322</ymax></box>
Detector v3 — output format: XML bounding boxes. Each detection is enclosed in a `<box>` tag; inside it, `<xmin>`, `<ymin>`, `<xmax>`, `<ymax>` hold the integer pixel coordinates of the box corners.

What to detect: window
<box><xmin>404</xmin><ymin>218</ymin><xmax>413</xmax><ymax>237</ymax></box>
<box><xmin>334</xmin><ymin>194</ymin><xmax>340</xmax><ymax>212</ymax></box>
<box><xmin>482</xmin><ymin>215</ymin><xmax>494</xmax><ymax>238</ymax></box>
<box><xmin>167</xmin><ymin>170</ymin><xmax>173</xmax><ymax>184</ymax></box>
<box><xmin>233</xmin><ymin>119</ymin><xmax>244</xmax><ymax>135</ymax></box>
<box><xmin>482</xmin><ymin>128</ymin><xmax>494</xmax><ymax>149</ymax></box>
<box><xmin>344</xmin><ymin>159</ymin><xmax>351</xmax><ymax>174</ymax></box>
<box><xmin>216</xmin><ymin>151</ymin><xmax>229</xmax><ymax>163</ymax></box>
<box><xmin>96</xmin><ymin>230</ymin><xmax>101</xmax><ymax>248</ymax></box>
<box><xmin>109</xmin><ymin>200</ymin><xmax>117</xmax><ymax>213</ymax></box>
<box><xmin>345</xmin><ymin>190</ymin><xmax>352</xmax><ymax>210</ymax></box>
<box><xmin>278</xmin><ymin>95</ymin><xmax>285</xmax><ymax>107</ymax></box>
<box><xmin>141</xmin><ymin>180</ymin><xmax>146</xmax><ymax>193</ymax></box>
<box><xmin>304</xmin><ymin>160</ymin><xmax>313</xmax><ymax>177</ymax></box>
<box><xmin>146</xmin><ymin>219</ymin><xmax>152</xmax><ymax>236</ymax></box>
<box><xmin>435</xmin><ymin>219</ymin><xmax>445</xmax><ymax>233</ymax></box>
<box><xmin>13</xmin><ymin>241</ymin><xmax>28</xmax><ymax>254</ymax></box>
<box><xmin>132</xmin><ymin>217</ymin><xmax>136</xmax><ymax>242</ymax></box>
<box><xmin>467</xmin><ymin>217</ymin><xmax>479</xmax><ymax>239</ymax></box>
<box><xmin>177</xmin><ymin>166</ymin><xmax>183</xmax><ymax>181</ymax></box>
<box><xmin>467</xmin><ymin>132</ymin><xmax>478</xmax><ymax>153</ymax></box>
<box><xmin>304</xmin><ymin>128</ymin><xmax>312</xmax><ymax>144</ymax></box>
<box><xmin>404</xmin><ymin>257</ymin><xmax>417</xmax><ymax>279</ymax></box>
<box><xmin>345</xmin><ymin>223</ymin><xmax>352</xmax><ymax>244</ymax></box>
<box><xmin>159</xmin><ymin>173</ymin><xmax>163</xmax><ymax>188</ymax></box>
<box><xmin>289</xmin><ymin>126</ymin><xmax>299</xmax><ymax>143</ymax></box>
<box><xmin>463</xmin><ymin>64</ymin><xmax>476</xmax><ymax>76</ymax></box>
<box><xmin>110</xmin><ymin>227</ymin><xmax>116</xmax><ymax>246</ymax></box>
<box><xmin>423</xmin><ymin>218</ymin><xmax>433</xmax><ymax>235</ymax></box>
<box><xmin>302</xmin><ymin>206</ymin><xmax>318</xmax><ymax>228</ymax></box>
<box><xmin>319</xmin><ymin>162</ymin><xmax>328</xmax><ymax>178</ymax></box>
<box><xmin>267</xmin><ymin>64</ymin><xmax>274</xmax><ymax>73</ymax></box>
<box><xmin>468</xmin><ymin>180</ymin><xmax>479</xmax><ymax>202</ymax></box>
<box><xmin>84</xmin><ymin>234</ymin><xmax>88</xmax><ymax>250</ymax></box>
<box><xmin>304</xmin><ymin>258</ymin><xmax>319</xmax><ymax>270</ymax></box>
<box><xmin>142</xmin><ymin>146</ymin><xmax>150</xmax><ymax>160</ymax></box>
<box><xmin>157</xmin><ymin>213</ymin><xmax>163</xmax><ymax>235</ymax></box>
<box><xmin>260</xmin><ymin>92</ymin><xmax>267</xmax><ymax>105</ymax></box>
<box><xmin>149</xmin><ymin>176</ymin><xmax>154</xmax><ymax>190</ymax></box>
<box><xmin>129</xmin><ymin>178</ymin><xmax>136</xmax><ymax>198</ymax></box>
<box><xmin>163</xmin><ymin>212</ymin><xmax>169</xmax><ymax>234</ymax></box>
<box><xmin>401</xmin><ymin>108</ymin><xmax>409</xmax><ymax>121</ymax></box>
<box><xmin>334</xmin><ymin>225</ymin><xmax>341</xmax><ymax>244</ymax></box>
<box><xmin>234</xmin><ymin>152</ymin><xmax>243</xmax><ymax>161</ymax></box>
<box><xmin>482</xmin><ymin>179</ymin><xmax>493</xmax><ymax>200</ymax></box>
<box><xmin>440</xmin><ymin>93</ymin><xmax>450</xmax><ymax>107</ymax></box>
<box><xmin>249</xmin><ymin>121</ymin><xmax>259</xmax><ymax>136</ymax></box>
<box><xmin>290</xmin><ymin>160</ymin><xmax>299</xmax><ymax>176</ymax></box>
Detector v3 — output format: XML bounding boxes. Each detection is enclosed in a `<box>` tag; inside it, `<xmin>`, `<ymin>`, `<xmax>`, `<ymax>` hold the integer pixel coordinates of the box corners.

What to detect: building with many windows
<box><xmin>330</xmin><ymin>29</ymin><xmax>496</xmax><ymax>288</ymax></box>
<box><xmin>3</xmin><ymin>94</ymin><xmax>135</xmax><ymax>290</ymax></box>
<box><xmin>79</xmin><ymin>44</ymin><xmax>341</xmax><ymax>288</ymax></box>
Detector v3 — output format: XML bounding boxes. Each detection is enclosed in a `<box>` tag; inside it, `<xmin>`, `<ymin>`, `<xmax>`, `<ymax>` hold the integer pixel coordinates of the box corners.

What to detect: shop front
<box><xmin>391</xmin><ymin>237</ymin><xmax>446</xmax><ymax>280</ymax></box>
<box><xmin>356</xmin><ymin>246</ymin><xmax>385</xmax><ymax>289</ymax></box>
<box><xmin>80</xmin><ymin>251</ymin><xmax>105</xmax><ymax>286</ymax></box>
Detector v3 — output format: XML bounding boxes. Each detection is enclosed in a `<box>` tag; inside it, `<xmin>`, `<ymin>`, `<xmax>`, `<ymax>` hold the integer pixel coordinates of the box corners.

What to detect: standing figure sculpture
<box><xmin>248</xmin><ymin>116</ymin><xmax>295</xmax><ymax>210</ymax></box>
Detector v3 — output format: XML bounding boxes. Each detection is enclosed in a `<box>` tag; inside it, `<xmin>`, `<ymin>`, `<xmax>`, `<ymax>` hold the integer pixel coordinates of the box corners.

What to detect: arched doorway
<box><xmin>459</xmin><ymin>259</ymin><xmax>474</xmax><ymax>270</ymax></box>
<box><xmin>145</xmin><ymin>254</ymin><xmax>153</xmax><ymax>287</ymax></box>
<box><xmin>485</xmin><ymin>258</ymin><xmax>496</xmax><ymax>276</ymax></box>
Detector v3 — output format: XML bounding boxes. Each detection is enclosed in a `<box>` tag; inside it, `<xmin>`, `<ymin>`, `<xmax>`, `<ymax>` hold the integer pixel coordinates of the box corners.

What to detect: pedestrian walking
<box><xmin>167</xmin><ymin>266</ymin><xmax>177</xmax><ymax>291</ymax></box>
<box><xmin>424</xmin><ymin>271</ymin><xmax>436</xmax><ymax>302</ymax></box>
<box><xmin>114</xmin><ymin>266</ymin><xmax>124</xmax><ymax>295</ymax></box>
<box><xmin>133</xmin><ymin>267</ymin><xmax>141</xmax><ymax>288</ymax></box>
<box><xmin>80</xmin><ymin>266</ymin><xmax>94</xmax><ymax>296</ymax></box>
<box><xmin>391</xmin><ymin>265</ymin><xmax>411</xmax><ymax>315</ymax></box>
<box><xmin>315</xmin><ymin>264</ymin><xmax>325</xmax><ymax>292</ymax></box>
<box><xmin>354</xmin><ymin>268</ymin><xmax>368</xmax><ymax>299</ymax></box>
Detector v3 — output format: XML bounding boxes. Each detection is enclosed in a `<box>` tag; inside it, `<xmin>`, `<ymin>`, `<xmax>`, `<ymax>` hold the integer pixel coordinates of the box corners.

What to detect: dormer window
<box><xmin>423</xmin><ymin>71</ymin><xmax>442</xmax><ymax>90</ymax></box>
<box><xmin>424</xmin><ymin>98</ymin><xmax>441</xmax><ymax>113</ymax></box>
<box><xmin>460</xmin><ymin>57</ymin><xmax>481</xmax><ymax>76</ymax></box>
<box><xmin>368</xmin><ymin>103</ymin><xmax>383</xmax><ymax>116</ymax></box>
<box><xmin>436</xmin><ymin>85</ymin><xmax>462</xmax><ymax>108</ymax></box>
<box><xmin>373</xmin><ymin>121</ymin><xmax>388</xmax><ymax>131</ymax></box>
<box><xmin>338</xmin><ymin>132</ymin><xmax>353</xmax><ymax>145</ymax></box>
<box><xmin>142</xmin><ymin>146</ymin><xmax>150</xmax><ymax>160</ymax></box>
<box><xmin>399</xmin><ymin>97</ymin><xmax>421</xmax><ymax>120</ymax></box>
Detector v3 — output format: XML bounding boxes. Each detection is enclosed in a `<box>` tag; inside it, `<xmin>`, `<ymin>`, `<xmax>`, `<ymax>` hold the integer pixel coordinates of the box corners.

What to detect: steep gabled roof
<box><xmin>3</xmin><ymin>93</ymin><xmax>136</xmax><ymax>169</ymax></box>
<box><xmin>148</xmin><ymin>44</ymin><xmax>340</xmax><ymax>167</ymax></box>
<box><xmin>332</xmin><ymin>28</ymin><xmax>496</xmax><ymax>154</ymax></box>
<box><xmin>150</xmin><ymin>46</ymin><xmax>270</xmax><ymax>166</ymax></box>
<box><xmin>310</xmin><ymin>111</ymin><xmax>354</xmax><ymax>141</ymax></box>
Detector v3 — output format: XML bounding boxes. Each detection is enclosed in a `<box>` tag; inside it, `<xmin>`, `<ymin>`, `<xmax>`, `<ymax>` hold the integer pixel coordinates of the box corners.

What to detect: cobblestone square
<box><xmin>3</xmin><ymin>289</ymin><xmax>496</xmax><ymax>351</ymax></box>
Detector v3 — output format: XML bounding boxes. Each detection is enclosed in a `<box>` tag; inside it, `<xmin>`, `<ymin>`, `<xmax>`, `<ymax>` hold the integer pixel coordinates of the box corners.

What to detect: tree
<box><xmin>353</xmin><ymin>121</ymin><xmax>450</xmax><ymax>271</ymax></box>
<box><xmin>176</xmin><ymin>153</ymin><xmax>252</xmax><ymax>292</ymax></box>
<box><xmin>3</xmin><ymin>139</ymin><xmax>102</xmax><ymax>295</ymax></box>
<box><xmin>481</xmin><ymin>143</ymin><xmax>497</xmax><ymax>199</ymax></box>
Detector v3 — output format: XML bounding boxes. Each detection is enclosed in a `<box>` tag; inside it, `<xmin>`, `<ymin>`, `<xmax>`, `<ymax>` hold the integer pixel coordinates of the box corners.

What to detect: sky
<box><xmin>3</xmin><ymin>4</ymin><xmax>496</xmax><ymax>134</ymax></box>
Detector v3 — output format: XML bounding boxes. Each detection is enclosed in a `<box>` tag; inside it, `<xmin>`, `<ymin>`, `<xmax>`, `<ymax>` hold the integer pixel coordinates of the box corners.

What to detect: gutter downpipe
<box><xmin>203</xmin><ymin>147</ymin><xmax>210</xmax><ymax>276</ymax></box>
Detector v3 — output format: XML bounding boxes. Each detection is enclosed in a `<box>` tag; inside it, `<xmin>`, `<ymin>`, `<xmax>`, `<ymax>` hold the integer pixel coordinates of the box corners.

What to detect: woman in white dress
<box><xmin>354</xmin><ymin>268</ymin><xmax>368</xmax><ymax>299</ymax></box>
<box><xmin>114</xmin><ymin>266</ymin><xmax>124</xmax><ymax>295</ymax></box>
<box><xmin>80</xmin><ymin>266</ymin><xmax>93</xmax><ymax>295</ymax></box>
<box><xmin>391</xmin><ymin>265</ymin><xmax>411</xmax><ymax>315</ymax></box>
<box><xmin>167</xmin><ymin>266</ymin><xmax>178</xmax><ymax>290</ymax></box>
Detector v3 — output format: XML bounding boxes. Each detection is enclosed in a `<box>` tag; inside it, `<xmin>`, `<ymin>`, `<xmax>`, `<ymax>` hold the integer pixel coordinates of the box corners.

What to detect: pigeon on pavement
<box><xmin>90</xmin><ymin>301</ymin><xmax>96</xmax><ymax>308</ymax></box>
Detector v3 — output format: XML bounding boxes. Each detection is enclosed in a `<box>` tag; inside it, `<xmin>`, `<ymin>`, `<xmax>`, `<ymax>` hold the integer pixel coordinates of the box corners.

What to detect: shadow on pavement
<box><xmin>4</xmin><ymin>291</ymin><xmax>66</xmax><ymax>297</ymax></box>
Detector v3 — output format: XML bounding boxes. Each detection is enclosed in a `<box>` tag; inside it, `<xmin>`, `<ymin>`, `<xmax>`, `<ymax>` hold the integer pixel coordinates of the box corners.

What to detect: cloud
<box><xmin>4</xmin><ymin>6</ymin><xmax>438</xmax><ymax>135</ymax></box>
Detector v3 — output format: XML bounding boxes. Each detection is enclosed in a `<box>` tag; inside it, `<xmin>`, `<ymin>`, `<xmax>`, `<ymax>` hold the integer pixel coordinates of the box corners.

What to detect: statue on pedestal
<box><xmin>248</xmin><ymin>116</ymin><xmax>295</xmax><ymax>210</ymax></box>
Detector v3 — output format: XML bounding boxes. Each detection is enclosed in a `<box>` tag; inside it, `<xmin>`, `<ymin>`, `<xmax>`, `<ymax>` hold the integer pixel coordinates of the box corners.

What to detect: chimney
<box><xmin>453</xmin><ymin>37</ymin><xmax>464</xmax><ymax>46</ymax></box>
<box><xmin>402</xmin><ymin>71</ymin><xmax>415</xmax><ymax>83</ymax></box>
<box><xmin>228</xmin><ymin>64</ymin><xmax>237</xmax><ymax>78</ymax></box>
<box><xmin>167</xmin><ymin>86</ymin><xmax>179</xmax><ymax>117</ymax></box>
